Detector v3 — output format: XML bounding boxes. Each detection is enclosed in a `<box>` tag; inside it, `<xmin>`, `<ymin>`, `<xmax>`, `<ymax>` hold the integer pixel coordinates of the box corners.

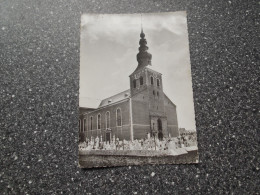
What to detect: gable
<box><xmin>163</xmin><ymin>93</ymin><xmax>176</xmax><ymax>107</ymax></box>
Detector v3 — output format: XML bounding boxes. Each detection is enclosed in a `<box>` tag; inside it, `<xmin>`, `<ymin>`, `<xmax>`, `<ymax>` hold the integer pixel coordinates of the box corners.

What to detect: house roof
<box><xmin>98</xmin><ymin>89</ymin><xmax>130</xmax><ymax>108</ymax></box>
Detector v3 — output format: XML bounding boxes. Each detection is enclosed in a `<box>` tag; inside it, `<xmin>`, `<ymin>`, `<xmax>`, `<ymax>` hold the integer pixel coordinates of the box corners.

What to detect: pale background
<box><xmin>80</xmin><ymin>12</ymin><xmax>196</xmax><ymax>131</ymax></box>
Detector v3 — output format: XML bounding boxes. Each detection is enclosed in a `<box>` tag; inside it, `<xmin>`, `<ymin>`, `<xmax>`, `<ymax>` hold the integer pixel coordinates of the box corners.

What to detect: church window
<box><xmin>106</xmin><ymin>111</ymin><xmax>110</xmax><ymax>128</ymax></box>
<box><xmin>133</xmin><ymin>79</ymin><xmax>137</xmax><ymax>88</ymax></box>
<box><xmin>90</xmin><ymin>117</ymin><xmax>93</xmax><ymax>130</ymax></box>
<box><xmin>157</xmin><ymin>79</ymin><xmax>160</xmax><ymax>87</ymax></box>
<box><xmin>116</xmin><ymin>108</ymin><xmax>122</xmax><ymax>126</ymax></box>
<box><xmin>157</xmin><ymin>91</ymin><xmax>159</xmax><ymax>98</ymax></box>
<box><xmin>79</xmin><ymin>119</ymin><xmax>81</xmax><ymax>132</ymax></box>
<box><xmin>151</xmin><ymin>76</ymin><xmax>154</xmax><ymax>85</ymax></box>
<box><xmin>153</xmin><ymin>90</ymin><xmax>155</xmax><ymax>98</ymax></box>
<box><xmin>97</xmin><ymin>114</ymin><xmax>101</xmax><ymax>129</ymax></box>
<box><xmin>83</xmin><ymin>118</ymin><xmax>87</xmax><ymax>132</ymax></box>
<box><xmin>140</xmin><ymin>76</ymin><xmax>143</xmax><ymax>85</ymax></box>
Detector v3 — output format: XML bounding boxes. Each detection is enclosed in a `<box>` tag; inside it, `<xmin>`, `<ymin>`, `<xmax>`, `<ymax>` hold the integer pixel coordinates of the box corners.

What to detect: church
<box><xmin>79</xmin><ymin>29</ymin><xmax>179</xmax><ymax>142</ymax></box>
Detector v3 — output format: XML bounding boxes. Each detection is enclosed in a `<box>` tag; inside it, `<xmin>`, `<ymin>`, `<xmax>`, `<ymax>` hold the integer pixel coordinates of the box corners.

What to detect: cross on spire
<box><xmin>141</xmin><ymin>14</ymin><xmax>143</xmax><ymax>33</ymax></box>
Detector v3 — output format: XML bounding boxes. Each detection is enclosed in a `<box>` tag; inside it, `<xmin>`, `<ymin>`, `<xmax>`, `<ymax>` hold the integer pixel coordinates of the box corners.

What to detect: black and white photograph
<box><xmin>79</xmin><ymin>12</ymin><xmax>198</xmax><ymax>168</ymax></box>
<box><xmin>2</xmin><ymin>0</ymin><xmax>259</xmax><ymax>193</ymax></box>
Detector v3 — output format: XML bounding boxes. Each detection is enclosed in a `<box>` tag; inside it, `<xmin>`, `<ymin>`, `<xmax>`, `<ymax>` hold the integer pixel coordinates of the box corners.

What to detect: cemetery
<box><xmin>79</xmin><ymin>131</ymin><xmax>198</xmax><ymax>157</ymax></box>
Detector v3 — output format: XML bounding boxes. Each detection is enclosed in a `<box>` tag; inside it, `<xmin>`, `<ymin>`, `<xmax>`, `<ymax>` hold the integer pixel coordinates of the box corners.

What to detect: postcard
<box><xmin>79</xmin><ymin>12</ymin><xmax>198</xmax><ymax>168</ymax></box>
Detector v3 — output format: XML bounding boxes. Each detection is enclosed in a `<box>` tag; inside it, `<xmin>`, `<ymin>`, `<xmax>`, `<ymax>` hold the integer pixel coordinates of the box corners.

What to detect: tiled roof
<box><xmin>98</xmin><ymin>89</ymin><xmax>130</xmax><ymax>108</ymax></box>
<box><xmin>130</xmin><ymin>66</ymin><xmax>162</xmax><ymax>76</ymax></box>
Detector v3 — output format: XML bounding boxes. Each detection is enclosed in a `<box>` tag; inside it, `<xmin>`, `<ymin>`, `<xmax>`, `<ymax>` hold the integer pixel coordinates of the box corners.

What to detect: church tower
<box><xmin>129</xmin><ymin>28</ymin><xmax>167</xmax><ymax>140</ymax></box>
<box><xmin>130</xmin><ymin>28</ymin><xmax>153</xmax><ymax>96</ymax></box>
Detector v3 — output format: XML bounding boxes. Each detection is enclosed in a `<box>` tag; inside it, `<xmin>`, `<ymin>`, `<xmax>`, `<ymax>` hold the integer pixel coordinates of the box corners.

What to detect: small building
<box><xmin>79</xmin><ymin>29</ymin><xmax>179</xmax><ymax>142</ymax></box>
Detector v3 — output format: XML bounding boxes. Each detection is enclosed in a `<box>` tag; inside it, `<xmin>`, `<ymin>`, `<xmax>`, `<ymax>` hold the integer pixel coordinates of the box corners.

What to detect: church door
<box><xmin>157</xmin><ymin>118</ymin><xmax>163</xmax><ymax>140</ymax></box>
<box><xmin>106</xmin><ymin>132</ymin><xmax>111</xmax><ymax>143</ymax></box>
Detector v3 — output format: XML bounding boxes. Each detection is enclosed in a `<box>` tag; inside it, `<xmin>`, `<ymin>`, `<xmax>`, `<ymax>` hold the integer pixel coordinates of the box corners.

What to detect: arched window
<box><xmin>116</xmin><ymin>108</ymin><xmax>122</xmax><ymax>126</ymax></box>
<box><xmin>157</xmin><ymin>79</ymin><xmax>160</xmax><ymax>87</ymax></box>
<box><xmin>83</xmin><ymin>118</ymin><xmax>87</xmax><ymax>132</ymax></box>
<box><xmin>97</xmin><ymin>114</ymin><xmax>101</xmax><ymax>129</ymax></box>
<box><xmin>90</xmin><ymin>116</ymin><xmax>93</xmax><ymax>130</ymax></box>
<box><xmin>79</xmin><ymin>119</ymin><xmax>81</xmax><ymax>132</ymax></box>
<box><xmin>153</xmin><ymin>90</ymin><xmax>155</xmax><ymax>98</ymax></box>
<box><xmin>140</xmin><ymin>76</ymin><xmax>143</xmax><ymax>86</ymax></box>
<box><xmin>151</xmin><ymin>76</ymin><xmax>154</xmax><ymax>85</ymax></box>
<box><xmin>157</xmin><ymin>91</ymin><xmax>159</xmax><ymax>98</ymax></box>
<box><xmin>106</xmin><ymin>111</ymin><xmax>110</xmax><ymax>128</ymax></box>
<box><xmin>133</xmin><ymin>79</ymin><xmax>137</xmax><ymax>88</ymax></box>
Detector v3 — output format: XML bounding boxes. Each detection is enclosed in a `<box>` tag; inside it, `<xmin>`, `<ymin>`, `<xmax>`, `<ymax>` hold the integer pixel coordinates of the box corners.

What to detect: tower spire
<box><xmin>136</xmin><ymin>15</ymin><xmax>152</xmax><ymax>71</ymax></box>
<box><xmin>141</xmin><ymin>14</ymin><xmax>143</xmax><ymax>33</ymax></box>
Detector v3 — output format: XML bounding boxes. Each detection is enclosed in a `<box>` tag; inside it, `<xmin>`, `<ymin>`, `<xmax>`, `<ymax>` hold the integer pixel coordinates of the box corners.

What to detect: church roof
<box><xmin>163</xmin><ymin>93</ymin><xmax>176</xmax><ymax>107</ymax></box>
<box><xmin>130</xmin><ymin>66</ymin><xmax>162</xmax><ymax>77</ymax></box>
<box><xmin>146</xmin><ymin>67</ymin><xmax>162</xmax><ymax>75</ymax></box>
<box><xmin>98</xmin><ymin>89</ymin><xmax>130</xmax><ymax>108</ymax></box>
<box><xmin>79</xmin><ymin>107</ymin><xmax>96</xmax><ymax>114</ymax></box>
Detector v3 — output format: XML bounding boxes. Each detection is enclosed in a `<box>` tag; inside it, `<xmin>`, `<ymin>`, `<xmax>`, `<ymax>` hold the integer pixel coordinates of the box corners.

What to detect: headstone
<box><xmin>168</xmin><ymin>140</ymin><xmax>176</xmax><ymax>150</ymax></box>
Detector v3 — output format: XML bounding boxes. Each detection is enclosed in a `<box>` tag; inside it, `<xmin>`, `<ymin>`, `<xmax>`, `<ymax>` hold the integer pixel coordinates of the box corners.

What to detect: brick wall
<box><xmin>83</xmin><ymin>100</ymin><xmax>131</xmax><ymax>140</ymax></box>
<box><xmin>146</xmin><ymin>70</ymin><xmax>165</xmax><ymax>115</ymax></box>
<box><xmin>132</xmin><ymin>91</ymin><xmax>150</xmax><ymax>140</ymax></box>
<box><xmin>129</xmin><ymin>69</ymin><xmax>147</xmax><ymax>97</ymax></box>
<box><xmin>164</xmin><ymin>95</ymin><xmax>179</xmax><ymax>137</ymax></box>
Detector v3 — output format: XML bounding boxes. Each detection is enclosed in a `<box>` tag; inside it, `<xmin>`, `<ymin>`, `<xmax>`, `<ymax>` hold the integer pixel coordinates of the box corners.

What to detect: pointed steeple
<box><xmin>136</xmin><ymin>27</ymin><xmax>152</xmax><ymax>71</ymax></box>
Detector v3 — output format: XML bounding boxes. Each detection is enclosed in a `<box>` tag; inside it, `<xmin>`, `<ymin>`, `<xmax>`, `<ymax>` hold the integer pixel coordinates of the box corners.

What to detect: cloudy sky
<box><xmin>80</xmin><ymin>12</ymin><xmax>196</xmax><ymax>130</ymax></box>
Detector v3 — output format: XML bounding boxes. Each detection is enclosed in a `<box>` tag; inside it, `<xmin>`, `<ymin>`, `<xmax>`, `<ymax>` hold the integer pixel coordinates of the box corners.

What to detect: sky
<box><xmin>80</xmin><ymin>12</ymin><xmax>196</xmax><ymax>131</ymax></box>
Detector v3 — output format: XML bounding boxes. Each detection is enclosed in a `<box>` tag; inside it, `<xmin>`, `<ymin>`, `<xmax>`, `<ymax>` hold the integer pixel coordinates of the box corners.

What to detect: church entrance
<box><xmin>106</xmin><ymin>131</ymin><xmax>111</xmax><ymax>143</ymax></box>
<box><xmin>157</xmin><ymin>118</ymin><xmax>163</xmax><ymax>140</ymax></box>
